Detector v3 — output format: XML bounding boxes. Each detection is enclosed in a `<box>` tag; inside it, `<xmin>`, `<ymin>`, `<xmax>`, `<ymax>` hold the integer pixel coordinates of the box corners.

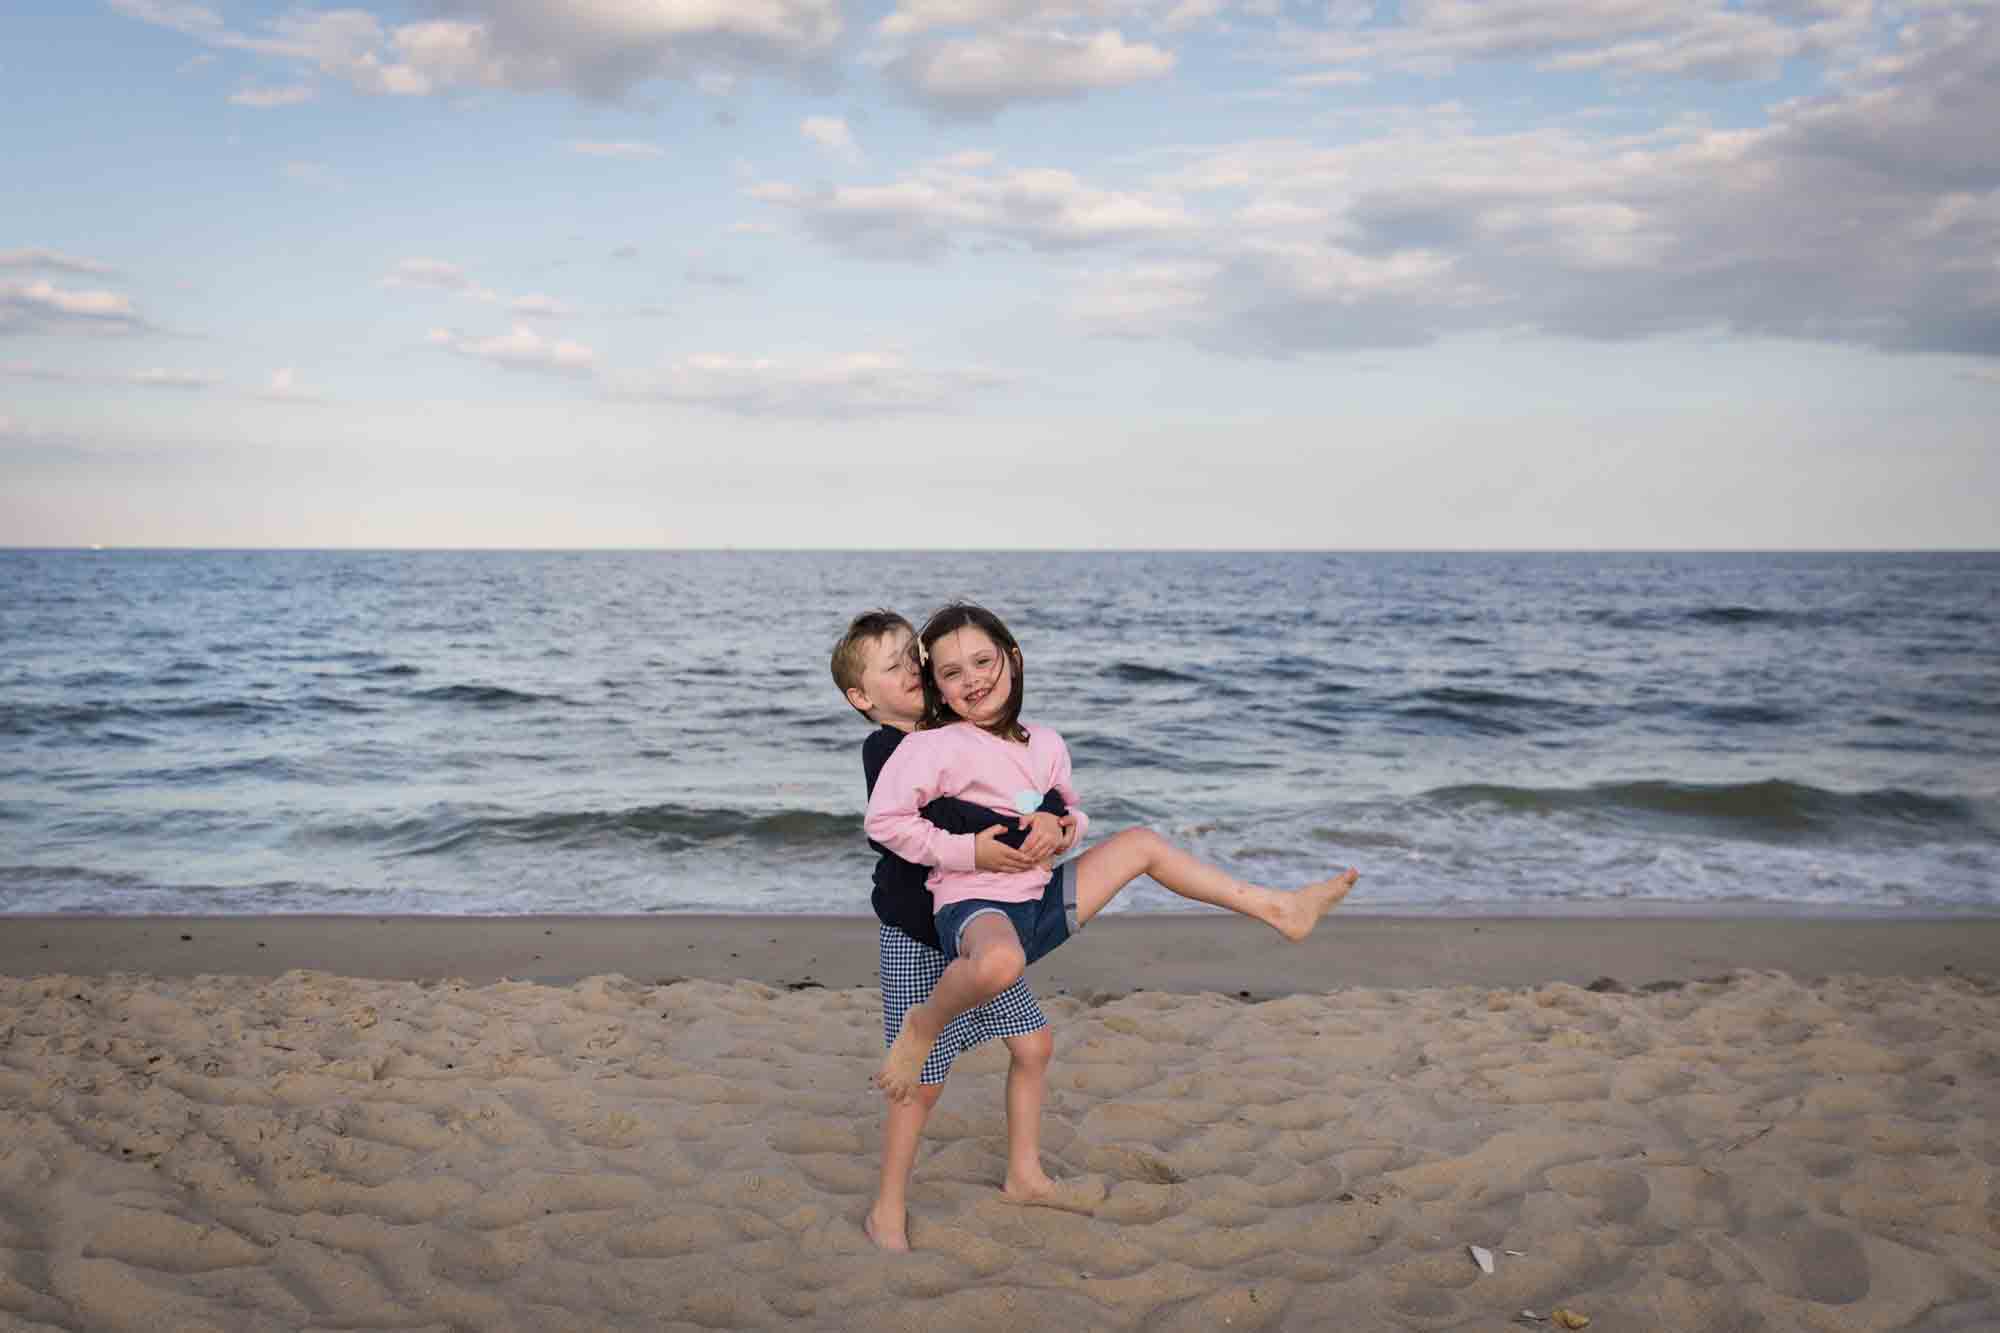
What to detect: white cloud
<box><xmin>107</xmin><ymin>0</ymin><xmax>225</xmax><ymax>39</ymax></box>
<box><xmin>4</xmin><ymin>361</ymin><xmax>219</xmax><ymax>388</ymax></box>
<box><xmin>429</xmin><ymin>325</ymin><xmax>597</xmax><ymax>377</ymax></box>
<box><xmin>114</xmin><ymin>0</ymin><xmax>846</xmax><ymax>100</ymax></box>
<box><xmin>229</xmin><ymin>84</ymin><xmax>315</xmax><ymax>107</ymax></box>
<box><xmin>1073</xmin><ymin>9</ymin><xmax>2000</xmax><ymax>360</ymax></box>
<box><xmin>753</xmin><ymin>157</ymin><xmax>1191</xmax><ymax>259</ymax></box>
<box><xmin>1295</xmin><ymin>0</ymin><xmax>1878</xmax><ymax>83</ymax></box>
<box><xmin>256</xmin><ymin>366</ymin><xmax>329</xmax><ymax>403</ymax></box>
<box><xmin>382</xmin><ymin>257</ymin><xmax>485</xmax><ymax>295</ymax></box>
<box><xmin>887</xmin><ymin>27</ymin><xmax>1175</xmax><ymax>120</ymax></box>
<box><xmin>569</xmin><ymin>140</ymin><xmax>665</xmax><ymax>158</ymax></box>
<box><xmin>878</xmin><ymin>1</ymin><xmax>1144</xmax><ymax>39</ymax></box>
<box><xmin>131</xmin><ymin>367</ymin><xmax>219</xmax><ymax>389</ymax></box>
<box><xmin>684</xmin><ymin>264</ymin><xmax>748</xmax><ymax>288</ymax></box>
<box><xmin>509</xmin><ymin>294</ymin><xmax>573</xmax><ymax>318</ymax></box>
<box><xmin>801</xmin><ymin>115</ymin><xmax>862</xmax><ymax>163</ymax></box>
<box><xmin>612</xmin><ymin>351</ymin><xmax>1007</xmax><ymax>417</ymax></box>
<box><xmin>1</xmin><ymin>360</ymin><xmax>85</xmax><ymax>382</ymax></box>
<box><xmin>0</xmin><ymin>249</ymin><xmax>115</xmax><ymax>276</ymax></box>
<box><xmin>0</xmin><ymin>280</ymin><xmax>148</xmax><ymax>337</ymax></box>
<box><xmin>282</xmin><ymin>161</ymin><xmax>339</xmax><ymax>186</ymax></box>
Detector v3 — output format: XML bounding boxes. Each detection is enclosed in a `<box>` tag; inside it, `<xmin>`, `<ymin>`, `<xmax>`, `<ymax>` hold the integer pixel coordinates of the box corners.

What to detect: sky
<box><xmin>2</xmin><ymin>0</ymin><xmax>1997</xmax><ymax>550</ymax></box>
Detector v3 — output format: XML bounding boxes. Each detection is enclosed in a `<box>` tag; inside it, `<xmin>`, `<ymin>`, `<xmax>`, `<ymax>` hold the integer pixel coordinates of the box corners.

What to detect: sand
<box><xmin>1</xmin><ymin>915</ymin><xmax>1996</xmax><ymax>1332</ymax></box>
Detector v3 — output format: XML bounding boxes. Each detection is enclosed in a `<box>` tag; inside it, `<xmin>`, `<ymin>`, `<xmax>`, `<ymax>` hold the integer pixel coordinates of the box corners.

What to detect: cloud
<box><xmin>229</xmin><ymin>84</ymin><xmax>315</xmax><ymax>107</ymax></box>
<box><xmin>131</xmin><ymin>367</ymin><xmax>219</xmax><ymax>389</ymax></box>
<box><xmin>885</xmin><ymin>27</ymin><xmax>1175</xmax><ymax>120</ymax></box>
<box><xmin>752</xmin><ymin>156</ymin><xmax>1191</xmax><ymax>259</ymax></box>
<box><xmin>801</xmin><ymin>115</ymin><xmax>861</xmax><ymax>163</ymax></box>
<box><xmin>0</xmin><ymin>249</ymin><xmax>115</xmax><ymax>276</ymax></box>
<box><xmin>0</xmin><ymin>280</ymin><xmax>149</xmax><ymax>337</ymax></box>
<box><xmin>1</xmin><ymin>360</ymin><xmax>85</xmax><ymax>382</ymax></box>
<box><xmin>878</xmin><ymin>1</ymin><xmax>1145</xmax><ymax>40</ymax></box>
<box><xmin>256</xmin><ymin>366</ymin><xmax>329</xmax><ymax>403</ymax></box>
<box><xmin>611</xmin><ymin>351</ymin><xmax>1007</xmax><ymax>417</ymax></box>
<box><xmin>282</xmin><ymin>161</ymin><xmax>339</xmax><ymax>186</ymax></box>
<box><xmin>1075</xmin><ymin>8</ymin><xmax>2000</xmax><ymax>361</ymax></box>
<box><xmin>569</xmin><ymin>140</ymin><xmax>664</xmax><ymax>158</ymax></box>
<box><xmin>428</xmin><ymin>325</ymin><xmax>597</xmax><ymax>377</ymax></box>
<box><xmin>2</xmin><ymin>361</ymin><xmax>217</xmax><ymax>389</ymax></box>
<box><xmin>114</xmin><ymin>0</ymin><xmax>846</xmax><ymax>101</ymax></box>
<box><xmin>508</xmin><ymin>294</ymin><xmax>572</xmax><ymax>318</ymax></box>
<box><xmin>107</xmin><ymin>0</ymin><xmax>226</xmax><ymax>39</ymax></box>
<box><xmin>685</xmin><ymin>264</ymin><xmax>749</xmax><ymax>288</ymax></box>
<box><xmin>382</xmin><ymin>257</ymin><xmax>489</xmax><ymax>296</ymax></box>
<box><xmin>1295</xmin><ymin>0</ymin><xmax>1877</xmax><ymax>83</ymax></box>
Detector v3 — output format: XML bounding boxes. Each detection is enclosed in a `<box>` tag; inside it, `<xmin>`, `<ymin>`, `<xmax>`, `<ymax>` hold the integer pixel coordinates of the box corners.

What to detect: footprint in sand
<box><xmin>1545</xmin><ymin>1162</ymin><xmax>1652</xmax><ymax>1224</ymax></box>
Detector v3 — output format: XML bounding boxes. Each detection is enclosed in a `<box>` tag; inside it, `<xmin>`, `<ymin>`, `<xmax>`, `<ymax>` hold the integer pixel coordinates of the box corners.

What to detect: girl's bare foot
<box><xmin>1001</xmin><ymin>1164</ymin><xmax>1058</xmax><ymax>1202</ymax></box>
<box><xmin>874</xmin><ymin>1025</ymin><xmax>933</xmax><ymax>1103</ymax></box>
<box><xmin>1271</xmin><ymin>867</ymin><xmax>1359</xmax><ymax>942</ymax></box>
<box><xmin>1001</xmin><ymin>1172</ymin><xmax>1106</xmax><ymax>1214</ymax></box>
<box><xmin>864</xmin><ymin>1205</ymin><xmax>910</xmax><ymax>1252</ymax></box>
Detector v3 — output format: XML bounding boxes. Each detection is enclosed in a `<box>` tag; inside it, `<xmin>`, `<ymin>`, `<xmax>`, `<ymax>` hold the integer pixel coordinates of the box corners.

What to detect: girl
<box><xmin>864</xmin><ymin>601</ymin><xmax>1359</xmax><ymax>1104</ymax></box>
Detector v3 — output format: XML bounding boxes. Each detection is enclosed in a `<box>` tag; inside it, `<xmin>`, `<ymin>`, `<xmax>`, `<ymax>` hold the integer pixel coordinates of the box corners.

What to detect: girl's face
<box><xmin>928</xmin><ymin>626</ymin><xmax>1013</xmax><ymax>728</ymax></box>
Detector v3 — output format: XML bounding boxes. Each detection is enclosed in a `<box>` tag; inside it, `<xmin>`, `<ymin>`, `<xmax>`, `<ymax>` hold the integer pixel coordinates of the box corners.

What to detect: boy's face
<box><xmin>846</xmin><ymin>628</ymin><xmax>924</xmax><ymax>728</ymax></box>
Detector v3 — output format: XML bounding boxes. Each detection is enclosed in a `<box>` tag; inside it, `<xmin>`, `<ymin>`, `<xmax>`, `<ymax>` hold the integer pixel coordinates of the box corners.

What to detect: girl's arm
<box><xmin>863</xmin><ymin>737</ymin><xmax>980</xmax><ymax>872</ymax></box>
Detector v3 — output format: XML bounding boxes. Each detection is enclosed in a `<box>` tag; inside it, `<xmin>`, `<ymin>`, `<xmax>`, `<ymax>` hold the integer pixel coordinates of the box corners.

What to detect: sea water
<box><xmin>2</xmin><ymin>549</ymin><xmax>1994</xmax><ymax>916</ymax></box>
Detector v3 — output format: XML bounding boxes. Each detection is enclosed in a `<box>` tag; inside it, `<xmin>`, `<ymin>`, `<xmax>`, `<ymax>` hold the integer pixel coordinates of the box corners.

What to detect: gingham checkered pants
<box><xmin>879</xmin><ymin>924</ymin><xmax>1048</xmax><ymax>1085</ymax></box>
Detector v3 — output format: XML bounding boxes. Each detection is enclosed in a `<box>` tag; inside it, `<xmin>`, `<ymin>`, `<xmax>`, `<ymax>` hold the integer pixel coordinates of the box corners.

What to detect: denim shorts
<box><xmin>934</xmin><ymin>861</ymin><xmax>1080</xmax><ymax>967</ymax></box>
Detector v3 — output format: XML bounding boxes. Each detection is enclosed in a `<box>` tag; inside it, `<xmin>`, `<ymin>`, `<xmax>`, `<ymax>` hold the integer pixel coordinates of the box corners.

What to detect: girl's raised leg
<box><xmin>1070</xmin><ymin>828</ymin><xmax>1356</xmax><ymax>939</ymax></box>
<box><xmin>876</xmin><ymin>915</ymin><xmax>1026</xmax><ymax>1103</ymax></box>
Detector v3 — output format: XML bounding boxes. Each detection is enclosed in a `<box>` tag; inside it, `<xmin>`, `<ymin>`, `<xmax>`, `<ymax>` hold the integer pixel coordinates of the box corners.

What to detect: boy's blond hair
<box><xmin>831</xmin><ymin>609</ymin><xmax>914</xmax><ymax>708</ymax></box>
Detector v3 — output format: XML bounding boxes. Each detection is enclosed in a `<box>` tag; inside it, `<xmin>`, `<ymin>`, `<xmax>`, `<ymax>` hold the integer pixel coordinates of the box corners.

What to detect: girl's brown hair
<box><xmin>917</xmin><ymin>602</ymin><xmax>1027</xmax><ymax>741</ymax></box>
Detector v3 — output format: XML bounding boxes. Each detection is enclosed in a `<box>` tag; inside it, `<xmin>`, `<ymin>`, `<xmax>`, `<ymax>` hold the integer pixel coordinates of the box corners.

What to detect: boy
<box><xmin>830</xmin><ymin>610</ymin><xmax>1070</xmax><ymax>1251</ymax></box>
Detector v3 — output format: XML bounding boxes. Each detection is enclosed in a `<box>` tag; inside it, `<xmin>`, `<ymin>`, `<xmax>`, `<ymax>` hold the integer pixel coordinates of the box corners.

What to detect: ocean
<box><xmin>2</xmin><ymin>549</ymin><xmax>1994</xmax><ymax>918</ymax></box>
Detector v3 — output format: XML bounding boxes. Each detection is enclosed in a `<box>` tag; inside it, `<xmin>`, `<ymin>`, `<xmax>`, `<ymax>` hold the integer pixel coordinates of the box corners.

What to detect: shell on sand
<box><xmin>0</xmin><ymin>968</ymin><xmax>1996</xmax><ymax>1330</ymax></box>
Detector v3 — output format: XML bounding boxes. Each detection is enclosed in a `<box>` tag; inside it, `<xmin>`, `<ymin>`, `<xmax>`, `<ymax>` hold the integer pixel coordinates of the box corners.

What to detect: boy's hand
<box><xmin>1056</xmin><ymin>814</ymin><xmax>1081</xmax><ymax>853</ymax></box>
<box><xmin>973</xmin><ymin>824</ymin><xmax>1039</xmax><ymax>874</ymax></box>
<box><xmin>1019</xmin><ymin>812</ymin><xmax>1063</xmax><ymax>862</ymax></box>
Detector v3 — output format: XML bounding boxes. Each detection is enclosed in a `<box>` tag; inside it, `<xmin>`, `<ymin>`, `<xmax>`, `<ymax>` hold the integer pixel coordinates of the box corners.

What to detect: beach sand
<box><xmin>2</xmin><ymin>914</ymin><xmax>1996</xmax><ymax>1331</ymax></box>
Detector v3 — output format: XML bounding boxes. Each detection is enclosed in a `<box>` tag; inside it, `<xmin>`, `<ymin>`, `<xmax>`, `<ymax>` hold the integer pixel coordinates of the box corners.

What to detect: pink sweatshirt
<box><xmin>863</xmin><ymin>721</ymin><xmax>1090</xmax><ymax>909</ymax></box>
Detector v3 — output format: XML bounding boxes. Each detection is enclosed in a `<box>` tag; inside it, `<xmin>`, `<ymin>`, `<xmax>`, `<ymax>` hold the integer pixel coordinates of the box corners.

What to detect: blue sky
<box><xmin>4</xmin><ymin>0</ymin><xmax>1996</xmax><ymax>548</ymax></box>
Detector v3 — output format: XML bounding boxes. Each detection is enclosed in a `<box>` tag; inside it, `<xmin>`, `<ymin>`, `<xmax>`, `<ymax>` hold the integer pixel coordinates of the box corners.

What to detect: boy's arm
<box><xmin>1047</xmin><ymin>736</ymin><xmax>1089</xmax><ymax>850</ymax></box>
<box><xmin>920</xmin><ymin>795</ymin><xmax>1020</xmax><ymax>836</ymax></box>
<box><xmin>863</xmin><ymin>738</ymin><xmax>979</xmax><ymax>872</ymax></box>
<box><xmin>864</xmin><ymin>728</ymin><xmax>1023</xmax><ymax>839</ymax></box>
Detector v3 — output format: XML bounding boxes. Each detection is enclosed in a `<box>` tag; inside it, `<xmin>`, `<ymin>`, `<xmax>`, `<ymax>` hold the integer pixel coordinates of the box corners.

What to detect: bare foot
<box><xmin>1272</xmin><ymin>867</ymin><xmax>1359</xmax><ymax>942</ymax></box>
<box><xmin>874</xmin><ymin>1024</ymin><xmax>933</xmax><ymax>1104</ymax></box>
<box><xmin>1001</xmin><ymin>1172</ymin><xmax>1106</xmax><ymax>1214</ymax></box>
<box><xmin>864</xmin><ymin>1205</ymin><xmax>910</xmax><ymax>1252</ymax></box>
<box><xmin>1002</xmin><ymin>1164</ymin><xmax>1058</xmax><ymax>1202</ymax></box>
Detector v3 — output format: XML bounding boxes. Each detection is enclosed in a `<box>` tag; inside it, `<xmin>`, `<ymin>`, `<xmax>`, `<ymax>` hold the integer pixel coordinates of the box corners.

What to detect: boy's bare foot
<box><xmin>864</xmin><ymin>1205</ymin><xmax>910</xmax><ymax>1252</ymax></box>
<box><xmin>874</xmin><ymin>1025</ymin><xmax>933</xmax><ymax>1104</ymax></box>
<box><xmin>1271</xmin><ymin>867</ymin><xmax>1359</xmax><ymax>942</ymax></box>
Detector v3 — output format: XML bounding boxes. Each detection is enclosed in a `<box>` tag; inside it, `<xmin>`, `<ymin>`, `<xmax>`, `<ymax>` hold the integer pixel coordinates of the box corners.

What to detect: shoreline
<box><xmin>7</xmin><ymin>911</ymin><xmax>1996</xmax><ymax>991</ymax></box>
